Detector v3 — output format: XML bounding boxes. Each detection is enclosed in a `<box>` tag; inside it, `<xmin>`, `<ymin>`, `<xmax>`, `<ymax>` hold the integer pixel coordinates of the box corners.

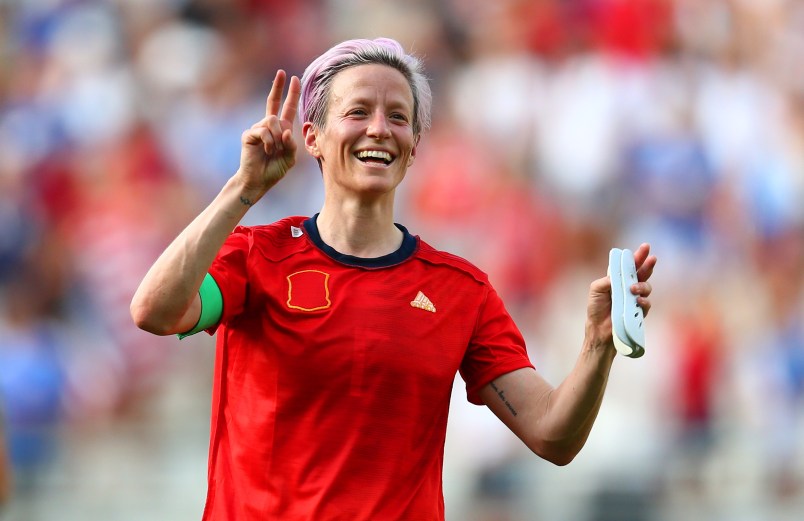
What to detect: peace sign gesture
<box><xmin>236</xmin><ymin>70</ymin><xmax>302</xmax><ymax>201</ymax></box>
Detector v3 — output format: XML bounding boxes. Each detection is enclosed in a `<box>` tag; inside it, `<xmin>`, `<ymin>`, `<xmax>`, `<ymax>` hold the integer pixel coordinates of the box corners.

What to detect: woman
<box><xmin>131</xmin><ymin>37</ymin><xmax>656</xmax><ymax>521</ymax></box>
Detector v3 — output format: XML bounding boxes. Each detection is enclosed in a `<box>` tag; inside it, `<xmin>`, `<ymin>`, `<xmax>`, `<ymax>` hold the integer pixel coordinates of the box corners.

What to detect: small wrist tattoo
<box><xmin>240</xmin><ymin>196</ymin><xmax>254</xmax><ymax>206</ymax></box>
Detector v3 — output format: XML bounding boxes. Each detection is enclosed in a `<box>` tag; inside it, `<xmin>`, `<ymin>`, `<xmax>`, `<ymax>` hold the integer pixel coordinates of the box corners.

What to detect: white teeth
<box><xmin>356</xmin><ymin>150</ymin><xmax>392</xmax><ymax>162</ymax></box>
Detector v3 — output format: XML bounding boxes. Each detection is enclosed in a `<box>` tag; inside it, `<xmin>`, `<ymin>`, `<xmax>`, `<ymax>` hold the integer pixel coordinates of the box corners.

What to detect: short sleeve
<box><xmin>459</xmin><ymin>286</ymin><xmax>534</xmax><ymax>405</ymax></box>
<box><xmin>205</xmin><ymin>226</ymin><xmax>252</xmax><ymax>334</ymax></box>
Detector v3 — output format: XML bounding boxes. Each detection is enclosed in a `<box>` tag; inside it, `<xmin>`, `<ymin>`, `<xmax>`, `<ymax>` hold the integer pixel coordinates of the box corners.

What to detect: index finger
<box><xmin>280</xmin><ymin>75</ymin><xmax>301</xmax><ymax>126</ymax></box>
<box><xmin>266</xmin><ymin>69</ymin><xmax>287</xmax><ymax>118</ymax></box>
<box><xmin>633</xmin><ymin>243</ymin><xmax>657</xmax><ymax>282</ymax></box>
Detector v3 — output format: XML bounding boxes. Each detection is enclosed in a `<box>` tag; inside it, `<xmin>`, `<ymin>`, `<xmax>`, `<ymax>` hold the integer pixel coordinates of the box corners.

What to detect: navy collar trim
<box><xmin>303</xmin><ymin>213</ymin><xmax>417</xmax><ymax>268</ymax></box>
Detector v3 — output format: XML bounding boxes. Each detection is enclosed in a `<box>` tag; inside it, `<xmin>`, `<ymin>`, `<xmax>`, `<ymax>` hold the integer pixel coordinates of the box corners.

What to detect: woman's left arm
<box><xmin>478</xmin><ymin>244</ymin><xmax>657</xmax><ymax>466</ymax></box>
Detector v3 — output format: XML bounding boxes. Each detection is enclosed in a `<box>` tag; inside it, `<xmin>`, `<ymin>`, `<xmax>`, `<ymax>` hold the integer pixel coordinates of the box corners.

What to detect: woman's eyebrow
<box><xmin>341</xmin><ymin>94</ymin><xmax>412</xmax><ymax>113</ymax></box>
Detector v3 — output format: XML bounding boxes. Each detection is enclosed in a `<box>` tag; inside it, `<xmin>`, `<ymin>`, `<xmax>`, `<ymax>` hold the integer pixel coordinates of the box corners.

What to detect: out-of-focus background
<box><xmin>0</xmin><ymin>0</ymin><xmax>802</xmax><ymax>519</ymax></box>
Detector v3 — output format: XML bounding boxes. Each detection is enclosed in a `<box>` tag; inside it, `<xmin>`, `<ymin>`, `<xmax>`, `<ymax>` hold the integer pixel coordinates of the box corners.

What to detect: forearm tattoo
<box><xmin>240</xmin><ymin>196</ymin><xmax>254</xmax><ymax>206</ymax></box>
<box><xmin>490</xmin><ymin>382</ymin><xmax>518</xmax><ymax>417</ymax></box>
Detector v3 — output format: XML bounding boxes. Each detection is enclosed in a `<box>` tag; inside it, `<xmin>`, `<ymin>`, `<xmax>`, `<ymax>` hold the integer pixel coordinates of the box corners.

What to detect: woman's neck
<box><xmin>316</xmin><ymin>200</ymin><xmax>402</xmax><ymax>258</ymax></box>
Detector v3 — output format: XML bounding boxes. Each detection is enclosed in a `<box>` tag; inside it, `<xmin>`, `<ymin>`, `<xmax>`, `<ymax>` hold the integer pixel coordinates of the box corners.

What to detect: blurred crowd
<box><xmin>0</xmin><ymin>0</ymin><xmax>802</xmax><ymax>519</ymax></box>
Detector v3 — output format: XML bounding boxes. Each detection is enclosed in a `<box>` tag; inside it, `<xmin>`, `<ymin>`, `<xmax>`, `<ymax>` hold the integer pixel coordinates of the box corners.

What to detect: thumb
<box><xmin>591</xmin><ymin>276</ymin><xmax>612</xmax><ymax>296</ymax></box>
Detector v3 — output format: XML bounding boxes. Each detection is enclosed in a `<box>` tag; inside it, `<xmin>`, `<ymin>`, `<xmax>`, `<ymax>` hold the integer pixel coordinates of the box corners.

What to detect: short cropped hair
<box><xmin>300</xmin><ymin>38</ymin><xmax>432</xmax><ymax>135</ymax></box>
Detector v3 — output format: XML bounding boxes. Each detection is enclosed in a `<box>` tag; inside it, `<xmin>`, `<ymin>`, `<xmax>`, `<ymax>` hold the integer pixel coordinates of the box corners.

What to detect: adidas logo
<box><xmin>410</xmin><ymin>291</ymin><xmax>436</xmax><ymax>313</ymax></box>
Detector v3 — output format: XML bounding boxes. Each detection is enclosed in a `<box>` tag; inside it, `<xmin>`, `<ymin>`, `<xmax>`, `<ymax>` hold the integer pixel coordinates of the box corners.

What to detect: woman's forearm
<box><xmin>537</xmin><ymin>328</ymin><xmax>616</xmax><ymax>461</ymax></box>
<box><xmin>130</xmin><ymin>176</ymin><xmax>256</xmax><ymax>335</ymax></box>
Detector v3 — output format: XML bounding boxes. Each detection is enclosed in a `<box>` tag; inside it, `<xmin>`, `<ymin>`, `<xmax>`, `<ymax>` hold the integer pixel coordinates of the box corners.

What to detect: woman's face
<box><xmin>303</xmin><ymin>63</ymin><xmax>418</xmax><ymax>199</ymax></box>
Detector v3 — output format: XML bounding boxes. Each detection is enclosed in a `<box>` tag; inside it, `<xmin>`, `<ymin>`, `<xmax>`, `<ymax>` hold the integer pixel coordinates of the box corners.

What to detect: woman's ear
<box><xmin>408</xmin><ymin>134</ymin><xmax>420</xmax><ymax>166</ymax></box>
<box><xmin>303</xmin><ymin>122</ymin><xmax>321</xmax><ymax>158</ymax></box>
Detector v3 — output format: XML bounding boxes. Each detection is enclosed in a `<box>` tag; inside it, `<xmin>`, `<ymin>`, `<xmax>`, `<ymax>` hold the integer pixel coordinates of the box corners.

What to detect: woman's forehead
<box><xmin>329</xmin><ymin>64</ymin><xmax>414</xmax><ymax>106</ymax></box>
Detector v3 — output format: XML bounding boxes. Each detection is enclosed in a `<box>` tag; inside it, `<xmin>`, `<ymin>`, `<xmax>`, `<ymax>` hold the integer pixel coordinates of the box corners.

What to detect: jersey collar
<box><xmin>303</xmin><ymin>213</ymin><xmax>417</xmax><ymax>268</ymax></box>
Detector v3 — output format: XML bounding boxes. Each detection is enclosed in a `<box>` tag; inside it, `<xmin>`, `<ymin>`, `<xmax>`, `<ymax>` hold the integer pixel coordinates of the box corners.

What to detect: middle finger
<box><xmin>266</xmin><ymin>70</ymin><xmax>288</xmax><ymax>118</ymax></box>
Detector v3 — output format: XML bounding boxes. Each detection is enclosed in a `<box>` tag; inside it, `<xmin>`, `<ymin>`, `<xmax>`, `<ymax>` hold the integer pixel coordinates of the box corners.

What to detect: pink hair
<box><xmin>299</xmin><ymin>38</ymin><xmax>432</xmax><ymax>135</ymax></box>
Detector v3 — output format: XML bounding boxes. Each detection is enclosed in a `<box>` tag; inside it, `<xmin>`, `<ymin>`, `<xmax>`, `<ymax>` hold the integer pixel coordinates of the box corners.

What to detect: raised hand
<box><xmin>586</xmin><ymin>243</ymin><xmax>657</xmax><ymax>347</ymax></box>
<box><xmin>236</xmin><ymin>70</ymin><xmax>302</xmax><ymax>201</ymax></box>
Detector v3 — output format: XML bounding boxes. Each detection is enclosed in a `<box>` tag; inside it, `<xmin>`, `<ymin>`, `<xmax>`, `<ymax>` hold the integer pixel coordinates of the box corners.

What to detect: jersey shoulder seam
<box><xmin>414</xmin><ymin>241</ymin><xmax>490</xmax><ymax>286</ymax></box>
<box><xmin>239</xmin><ymin>216</ymin><xmax>311</xmax><ymax>264</ymax></box>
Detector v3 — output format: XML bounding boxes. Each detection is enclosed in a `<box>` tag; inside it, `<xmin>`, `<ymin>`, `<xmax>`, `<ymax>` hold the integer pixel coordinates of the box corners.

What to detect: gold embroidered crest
<box><xmin>287</xmin><ymin>270</ymin><xmax>331</xmax><ymax>311</ymax></box>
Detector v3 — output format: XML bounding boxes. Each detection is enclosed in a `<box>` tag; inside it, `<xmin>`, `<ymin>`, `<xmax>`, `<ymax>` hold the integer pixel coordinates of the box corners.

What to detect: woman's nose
<box><xmin>367</xmin><ymin>112</ymin><xmax>392</xmax><ymax>139</ymax></box>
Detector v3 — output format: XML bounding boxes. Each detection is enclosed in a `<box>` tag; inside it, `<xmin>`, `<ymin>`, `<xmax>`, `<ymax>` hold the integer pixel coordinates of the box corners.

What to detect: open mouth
<box><xmin>355</xmin><ymin>150</ymin><xmax>394</xmax><ymax>166</ymax></box>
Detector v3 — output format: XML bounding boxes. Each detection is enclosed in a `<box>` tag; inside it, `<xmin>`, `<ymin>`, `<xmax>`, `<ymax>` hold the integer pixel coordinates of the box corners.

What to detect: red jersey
<box><xmin>200</xmin><ymin>215</ymin><xmax>533</xmax><ymax>520</ymax></box>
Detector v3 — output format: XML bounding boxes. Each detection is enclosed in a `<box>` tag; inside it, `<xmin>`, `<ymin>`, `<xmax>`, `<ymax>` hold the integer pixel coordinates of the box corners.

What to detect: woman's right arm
<box><xmin>130</xmin><ymin>70</ymin><xmax>301</xmax><ymax>335</ymax></box>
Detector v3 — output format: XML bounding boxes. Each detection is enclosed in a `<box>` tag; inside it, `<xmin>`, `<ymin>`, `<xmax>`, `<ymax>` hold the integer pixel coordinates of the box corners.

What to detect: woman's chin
<box><xmin>346</xmin><ymin>172</ymin><xmax>405</xmax><ymax>196</ymax></box>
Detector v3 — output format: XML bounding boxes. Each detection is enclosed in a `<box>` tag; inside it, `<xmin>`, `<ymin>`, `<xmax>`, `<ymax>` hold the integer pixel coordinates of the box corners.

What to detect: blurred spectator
<box><xmin>664</xmin><ymin>294</ymin><xmax>725</xmax><ymax>496</ymax></box>
<box><xmin>0</xmin><ymin>261</ymin><xmax>67</xmax><ymax>495</ymax></box>
<box><xmin>0</xmin><ymin>413</ymin><xmax>11</xmax><ymax>507</ymax></box>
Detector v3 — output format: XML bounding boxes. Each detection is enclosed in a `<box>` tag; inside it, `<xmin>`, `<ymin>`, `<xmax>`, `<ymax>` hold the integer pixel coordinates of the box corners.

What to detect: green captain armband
<box><xmin>178</xmin><ymin>273</ymin><xmax>223</xmax><ymax>339</ymax></box>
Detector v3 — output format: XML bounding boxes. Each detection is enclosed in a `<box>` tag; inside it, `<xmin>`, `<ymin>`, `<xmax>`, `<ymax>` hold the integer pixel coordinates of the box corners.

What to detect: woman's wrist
<box><xmin>583</xmin><ymin>321</ymin><xmax>616</xmax><ymax>359</ymax></box>
<box><xmin>223</xmin><ymin>173</ymin><xmax>268</xmax><ymax>211</ymax></box>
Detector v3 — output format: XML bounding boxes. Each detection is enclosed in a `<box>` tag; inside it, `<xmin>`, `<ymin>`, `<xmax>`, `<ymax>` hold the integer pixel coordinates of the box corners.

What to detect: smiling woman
<box><xmin>303</xmin><ymin>62</ymin><xmax>419</xmax><ymax>218</ymax></box>
<box><xmin>129</xmin><ymin>37</ymin><xmax>656</xmax><ymax>521</ymax></box>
